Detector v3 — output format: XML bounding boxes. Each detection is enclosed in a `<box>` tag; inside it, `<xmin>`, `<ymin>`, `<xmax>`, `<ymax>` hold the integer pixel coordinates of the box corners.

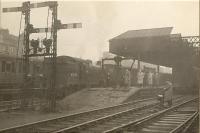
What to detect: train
<box><xmin>0</xmin><ymin>54</ymin><xmax>174</xmax><ymax>100</ymax></box>
<box><xmin>43</xmin><ymin>56</ymin><xmax>104</xmax><ymax>98</ymax></box>
<box><xmin>43</xmin><ymin>56</ymin><xmax>174</xmax><ymax>97</ymax></box>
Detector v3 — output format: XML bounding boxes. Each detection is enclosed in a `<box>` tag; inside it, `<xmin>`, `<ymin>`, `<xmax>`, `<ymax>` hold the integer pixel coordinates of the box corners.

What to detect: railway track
<box><xmin>105</xmin><ymin>97</ymin><xmax>198</xmax><ymax>133</ymax></box>
<box><xmin>0</xmin><ymin>99</ymin><xmax>46</xmax><ymax>112</ymax></box>
<box><xmin>0</xmin><ymin>97</ymin><xmax>158</xmax><ymax>133</ymax></box>
<box><xmin>0</xmin><ymin>100</ymin><xmax>21</xmax><ymax>112</ymax></box>
<box><xmin>0</xmin><ymin>96</ymin><xmax>193</xmax><ymax>133</ymax></box>
<box><xmin>54</xmin><ymin>96</ymin><xmax>191</xmax><ymax>133</ymax></box>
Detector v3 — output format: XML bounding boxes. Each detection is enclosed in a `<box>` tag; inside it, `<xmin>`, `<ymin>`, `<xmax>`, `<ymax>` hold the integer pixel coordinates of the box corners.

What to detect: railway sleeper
<box><xmin>132</xmin><ymin>111</ymin><xmax>195</xmax><ymax>133</ymax></box>
<box><xmin>140</xmin><ymin>128</ymin><xmax>170</xmax><ymax>133</ymax></box>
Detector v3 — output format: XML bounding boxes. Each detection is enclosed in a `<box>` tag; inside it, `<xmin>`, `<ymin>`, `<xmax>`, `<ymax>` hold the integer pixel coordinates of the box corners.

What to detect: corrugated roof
<box><xmin>110</xmin><ymin>27</ymin><xmax>173</xmax><ymax>40</ymax></box>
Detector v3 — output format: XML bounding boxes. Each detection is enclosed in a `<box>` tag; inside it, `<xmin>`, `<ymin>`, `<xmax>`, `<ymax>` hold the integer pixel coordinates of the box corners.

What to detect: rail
<box><xmin>0</xmin><ymin>97</ymin><xmax>157</xmax><ymax>133</ymax></box>
<box><xmin>53</xmin><ymin>96</ymin><xmax>186</xmax><ymax>133</ymax></box>
<box><xmin>0</xmin><ymin>96</ymin><xmax>190</xmax><ymax>133</ymax></box>
<box><xmin>0</xmin><ymin>99</ymin><xmax>46</xmax><ymax>112</ymax></box>
<box><xmin>104</xmin><ymin>97</ymin><xmax>198</xmax><ymax>133</ymax></box>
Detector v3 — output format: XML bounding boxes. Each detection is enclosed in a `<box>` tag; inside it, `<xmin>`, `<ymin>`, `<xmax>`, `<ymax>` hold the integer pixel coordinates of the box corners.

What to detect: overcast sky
<box><xmin>0</xmin><ymin>0</ymin><xmax>199</xmax><ymax>61</ymax></box>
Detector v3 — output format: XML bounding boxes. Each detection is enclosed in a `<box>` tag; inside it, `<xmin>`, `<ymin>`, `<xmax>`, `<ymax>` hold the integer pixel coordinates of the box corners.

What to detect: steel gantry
<box><xmin>182</xmin><ymin>36</ymin><xmax>200</xmax><ymax>67</ymax></box>
<box><xmin>3</xmin><ymin>1</ymin><xmax>82</xmax><ymax>111</ymax></box>
<box><xmin>182</xmin><ymin>36</ymin><xmax>200</xmax><ymax>48</ymax></box>
<box><xmin>182</xmin><ymin>36</ymin><xmax>200</xmax><ymax>56</ymax></box>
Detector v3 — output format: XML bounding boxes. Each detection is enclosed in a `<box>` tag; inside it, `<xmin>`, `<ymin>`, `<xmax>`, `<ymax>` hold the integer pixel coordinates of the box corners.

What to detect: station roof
<box><xmin>109</xmin><ymin>27</ymin><xmax>192</xmax><ymax>67</ymax></box>
<box><xmin>110</xmin><ymin>27</ymin><xmax>173</xmax><ymax>40</ymax></box>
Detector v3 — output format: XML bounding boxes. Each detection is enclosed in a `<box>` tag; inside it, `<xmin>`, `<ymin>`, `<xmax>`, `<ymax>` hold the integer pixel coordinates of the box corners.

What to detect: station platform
<box><xmin>58</xmin><ymin>86</ymin><xmax>140</xmax><ymax>112</ymax></box>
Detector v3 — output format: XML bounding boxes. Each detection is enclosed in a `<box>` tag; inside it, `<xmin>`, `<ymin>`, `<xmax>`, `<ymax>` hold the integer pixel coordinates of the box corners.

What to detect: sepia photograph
<box><xmin>0</xmin><ymin>0</ymin><xmax>199</xmax><ymax>132</ymax></box>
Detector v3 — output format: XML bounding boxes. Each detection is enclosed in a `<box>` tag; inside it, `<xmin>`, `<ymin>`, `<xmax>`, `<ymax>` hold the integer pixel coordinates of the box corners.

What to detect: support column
<box><xmin>157</xmin><ymin>65</ymin><xmax>160</xmax><ymax>73</ymax></box>
<box><xmin>156</xmin><ymin>65</ymin><xmax>160</xmax><ymax>86</ymax></box>
<box><xmin>137</xmin><ymin>54</ymin><xmax>141</xmax><ymax>71</ymax></box>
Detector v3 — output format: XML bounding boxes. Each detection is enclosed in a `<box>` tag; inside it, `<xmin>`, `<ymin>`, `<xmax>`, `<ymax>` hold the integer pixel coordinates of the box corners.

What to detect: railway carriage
<box><xmin>0</xmin><ymin>55</ymin><xmax>43</xmax><ymax>100</ymax></box>
<box><xmin>0</xmin><ymin>55</ymin><xmax>23</xmax><ymax>89</ymax></box>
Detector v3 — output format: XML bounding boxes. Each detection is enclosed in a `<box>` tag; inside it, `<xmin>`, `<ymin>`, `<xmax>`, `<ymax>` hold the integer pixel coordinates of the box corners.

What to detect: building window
<box><xmin>0</xmin><ymin>45</ymin><xmax>5</xmax><ymax>52</ymax></box>
<box><xmin>0</xmin><ymin>34</ymin><xmax>3</xmax><ymax>42</ymax></box>
<box><xmin>9</xmin><ymin>47</ymin><xmax>15</xmax><ymax>54</ymax></box>
<box><xmin>9</xmin><ymin>47</ymin><xmax>12</xmax><ymax>53</ymax></box>
<box><xmin>2</xmin><ymin>61</ymin><xmax>6</xmax><ymax>72</ymax></box>
<box><xmin>5</xmin><ymin>46</ymin><xmax>8</xmax><ymax>52</ymax></box>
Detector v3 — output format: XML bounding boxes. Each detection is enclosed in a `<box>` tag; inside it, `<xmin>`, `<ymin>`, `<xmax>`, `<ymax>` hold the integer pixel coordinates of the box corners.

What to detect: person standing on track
<box><xmin>106</xmin><ymin>72</ymin><xmax>111</xmax><ymax>87</ymax></box>
<box><xmin>163</xmin><ymin>81</ymin><xmax>173</xmax><ymax>107</ymax></box>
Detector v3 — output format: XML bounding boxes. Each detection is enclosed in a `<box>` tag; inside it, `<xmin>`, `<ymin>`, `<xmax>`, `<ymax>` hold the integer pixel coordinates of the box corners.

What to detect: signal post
<box><xmin>3</xmin><ymin>1</ymin><xmax>82</xmax><ymax>111</ymax></box>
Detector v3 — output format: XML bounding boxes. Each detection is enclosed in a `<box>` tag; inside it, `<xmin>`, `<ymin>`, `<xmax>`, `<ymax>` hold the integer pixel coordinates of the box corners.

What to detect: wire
<box><xmin>46</xmin><ymin>7</ymin><xmax>50</xmax><ymax>38</ymax></box>
<box><xmin>16</xmin><ymin>12</ymin><xmax>23</xmax><ymax>59</ymax></box>
<box><xmin>50</xmin><ymin>9</ymin><xmax>54</xmax><ymax>39</ymax></box>
<box><xmin>15</xmin><ymin>12</ymin><xmax>23</xmax><ymax>74</ymax></box>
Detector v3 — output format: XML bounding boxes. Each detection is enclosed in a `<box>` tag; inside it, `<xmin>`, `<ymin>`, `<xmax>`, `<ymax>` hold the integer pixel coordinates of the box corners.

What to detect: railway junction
<box><xmin>0</xmin><ymin>1</ymin><xmax>199</xmax><ymax>133</ymax></box>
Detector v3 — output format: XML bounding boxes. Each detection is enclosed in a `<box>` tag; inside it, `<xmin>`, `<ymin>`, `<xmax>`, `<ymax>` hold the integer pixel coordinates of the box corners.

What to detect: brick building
<box><xmin>0</xmin><ymin>28</ymin><xmax>23</xmax><ymax>57</ymax></box>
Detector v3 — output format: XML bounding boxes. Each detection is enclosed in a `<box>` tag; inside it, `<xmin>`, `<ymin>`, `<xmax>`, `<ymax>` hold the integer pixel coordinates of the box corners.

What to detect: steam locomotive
<box><xmin>44</xmin><ymin>56</ymin><xmax>104</xmax><ymax>97</ymax></box>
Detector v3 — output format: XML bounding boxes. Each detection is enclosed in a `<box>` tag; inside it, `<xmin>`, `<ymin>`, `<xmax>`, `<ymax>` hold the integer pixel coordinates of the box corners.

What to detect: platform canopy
<box><xmin>109</xmin><ymin>27</ymin><xmax>192</xmax><ymax>67</ymax></box>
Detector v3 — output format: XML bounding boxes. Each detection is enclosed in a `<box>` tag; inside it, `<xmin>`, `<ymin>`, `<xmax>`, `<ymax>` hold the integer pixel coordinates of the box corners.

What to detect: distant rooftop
<box><xmin>110</xmin><ymin>27</ymin><xmax>173</xmax><ymax>40</ymax></box>
<box><xmin>0</xmin><ymin>28</ymin><xmax>19</xmax><ymax>45</ymax></box>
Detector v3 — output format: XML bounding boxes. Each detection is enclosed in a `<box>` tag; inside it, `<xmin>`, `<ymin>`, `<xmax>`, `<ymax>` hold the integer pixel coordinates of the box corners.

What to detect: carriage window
<box><xmin>2</xmin><ymin>61</ymin><xmax>6</xmax><ymax>72</ymax></box>
<box><xmin>12</xmin><ymin>62</ymin><xmax>15</xmax><ymax>72</ymax></box>
<box><xmin>6</xmin><ymin>63</ymin><xmax>11</xmax><ymax>72</ymax></box>
<box><xmin>18</xmin><ymin>62</ymin><xmax>24</xmax><ymax>73</ymax></box>
<box><xmin>70</xmin><ymin>73</ymin><xmax>78</xmax><ymax>77</ymax></box>
<box><xmin>18</xmin><ymin>62</ymin><xmax>22</xmax><ymax>73</ymax></box>
<box><xmin>34</xmin><ymin>65</ymin><xmax>40</xmax><ymax>73</ymax></box>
